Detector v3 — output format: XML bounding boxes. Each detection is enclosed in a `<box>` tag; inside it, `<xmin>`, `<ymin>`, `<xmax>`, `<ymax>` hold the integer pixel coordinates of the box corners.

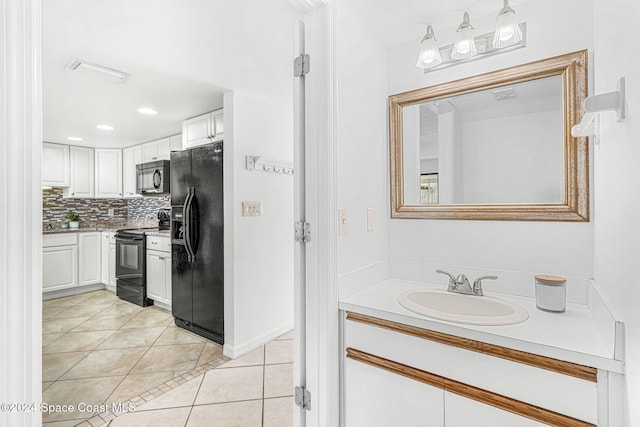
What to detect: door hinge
<box><xmin>295</xmin><ymin>385</ymin><xmax>311</xmax><ymax>410</ymax></box>
<box><xmin>294</xmin><ymin>222</ymin><xmax>311</xmax><ymax>243</ymax></box>
<box><xmin>294</xmin><ymin>54</ymin><xmax>310</xmax><ymax>77</ymax></box>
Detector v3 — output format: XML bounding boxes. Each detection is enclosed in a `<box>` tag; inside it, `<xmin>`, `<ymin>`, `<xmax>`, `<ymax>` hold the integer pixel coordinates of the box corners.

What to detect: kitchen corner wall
<box><xmin>383</xmin><ymin>0</ymin><xmax>595</xmax><ymax>302</ymax></box>
<box><xmin>42</xmin><ymin>187</ymin><xmax>170</xmax><ymax>224</ymax></box>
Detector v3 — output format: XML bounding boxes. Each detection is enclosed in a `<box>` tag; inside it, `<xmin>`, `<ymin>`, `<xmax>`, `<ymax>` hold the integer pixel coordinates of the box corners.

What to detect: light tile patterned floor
<box><xmin>42</xmin><ymin>290</ymin><xmax>293</xmax><ymax>427</ymax></box>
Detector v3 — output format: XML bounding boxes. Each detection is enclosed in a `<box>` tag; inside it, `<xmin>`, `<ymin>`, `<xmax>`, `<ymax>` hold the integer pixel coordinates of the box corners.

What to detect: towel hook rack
<box><xmin>571</xmin><ymin>76</ymin><xmax>625</xmax><ymax>140</ymax></box>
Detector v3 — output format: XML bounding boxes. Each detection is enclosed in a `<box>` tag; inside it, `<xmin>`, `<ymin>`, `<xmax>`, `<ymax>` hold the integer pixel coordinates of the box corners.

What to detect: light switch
<box><xmin>338</xmin><ymin>208</ymin><xmax>347</xmax><ymax>235</ymax></box>
<box><xmin>367</xmin><ymin>208</ymin><xmax>374</xmax><ymax>231</ymax></box>
<box><xmin>242</xmin><ymin>201</ymin><xmax>262</xmax><ymax>217</ymax></box>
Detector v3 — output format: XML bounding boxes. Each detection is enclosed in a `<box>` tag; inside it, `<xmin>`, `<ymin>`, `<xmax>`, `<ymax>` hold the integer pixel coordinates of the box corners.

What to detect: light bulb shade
<box><xmin>451</xmin><ymin>12</ymin><xmax>477</xmax><ymax>60</ymax></box>
<box><xmin>493</xmin><ymin>1</ymin><xmax>522</xmax><ymax>48</ymax></box>
<box><xmin>416</xmin><ymin>25</ymin><xmax>442</xmax><ymax>69</ymax></box>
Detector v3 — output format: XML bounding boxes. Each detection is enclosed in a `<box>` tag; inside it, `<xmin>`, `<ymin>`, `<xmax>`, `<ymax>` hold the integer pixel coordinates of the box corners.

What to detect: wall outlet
<box><xmin>107</xmin><ymin>208</ymin><xmax>114</xmax><ymax>217</ymax></box>
<box><xmin>338</xmin><ymin>208</ymin><xmax>347</xmax><ymax>235</ymax></box>
<box><xmin>242</xmin><ymin>201</ymin><xmax>262</xmax><ymax>217</ymax></box>
<box><xmin>367</xmin><ymin>208</ymin><xmax>374</xmax><ymax>231</ymax></box>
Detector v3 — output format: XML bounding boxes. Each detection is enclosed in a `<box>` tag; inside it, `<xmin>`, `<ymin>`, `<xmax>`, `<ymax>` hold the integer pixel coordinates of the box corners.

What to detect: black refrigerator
<box><xmin>170</xmin><ymin>142</ymin><xmax>224</xmax><ymax>344</ymax></box>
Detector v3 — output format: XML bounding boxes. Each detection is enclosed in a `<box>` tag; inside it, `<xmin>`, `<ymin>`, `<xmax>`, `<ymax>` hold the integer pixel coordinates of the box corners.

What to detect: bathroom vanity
<box><xmin>340</xmin><ymin>279</ymin><xmax>624</xmax><ymax>427</ymax></box>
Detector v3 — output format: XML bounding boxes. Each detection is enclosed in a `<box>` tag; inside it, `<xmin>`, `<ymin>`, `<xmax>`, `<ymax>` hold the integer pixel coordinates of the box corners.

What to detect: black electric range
<box><xmin>114</xmin><ymin>227</ymin><xmax>158</xmax><ymax>306</ymax></box>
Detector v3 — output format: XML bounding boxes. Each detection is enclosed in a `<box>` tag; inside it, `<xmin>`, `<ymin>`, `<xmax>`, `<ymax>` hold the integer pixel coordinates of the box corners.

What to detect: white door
<box><xmin>42</xmin><ymin>245</ymin><xmax>78</xmax><ymax>291</ymax></box>
<box><xmin>146</xmin><ymin>249</ymin><xmax>165</xmax><ymax>302</ymax></box>
<box><xmin>294</xmin><ymin>5</ymin><xmax>335</xmax><ymax>427</ymax></box>
<box><xmin>69</xmin><ymin>146</ymin><xmax>95</xmax><ymax>198</ymax></box>
<box><xmin>95</xmin><ymin>148</ymin><xmax>123</xmax><ymax>198</ymax></box>
<box><xmin>78</xmin><ymin>232</ymin><xmax>101</xmax><ymax>285</ymax></box>
<box><xmin>123</xmin><ymin>145</ymin><xmax>142</xmax><ymax>197</ymax></box>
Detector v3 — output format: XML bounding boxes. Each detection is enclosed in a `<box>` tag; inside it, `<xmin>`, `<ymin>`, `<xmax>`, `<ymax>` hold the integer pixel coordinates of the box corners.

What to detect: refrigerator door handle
<box><xmin>189</xmin><ymin>188</ymin><xmax>199</xmax><ymax>260</ymax></box>
<box><xmin>184</xmin><ymin>188</ymin><xmax>195</xmax><ymax>262</ymax></box>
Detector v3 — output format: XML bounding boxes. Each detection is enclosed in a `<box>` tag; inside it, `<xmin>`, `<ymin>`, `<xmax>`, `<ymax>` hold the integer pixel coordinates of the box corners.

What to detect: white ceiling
<box><xmin>43</xmin><ymin>0</ymin><xmax>527</xmax><ymax>149</ymax></box>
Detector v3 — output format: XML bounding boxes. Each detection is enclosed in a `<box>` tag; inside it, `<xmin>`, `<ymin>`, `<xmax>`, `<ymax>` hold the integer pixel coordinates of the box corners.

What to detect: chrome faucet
<box><xmin>436</xmin><ymin>270</ymin><xmax>497</xmax><ymax>296</ymax></box>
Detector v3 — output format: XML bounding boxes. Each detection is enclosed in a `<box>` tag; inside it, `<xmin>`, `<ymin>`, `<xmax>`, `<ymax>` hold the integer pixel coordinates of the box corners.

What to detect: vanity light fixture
<box><xmin>451</xmin><ymin>12</ymin><xmax>477</xmax><ymax>60</ymax></box>
<box><xmin>416</xmin><ymin>25</ymin><xmax>443</xmax><ymax>70</ymax></box>
<box><xmin>493</xmin><ymin>0</ymin><xmax>522</xmax><ymax>48</ymax></box>
<box><xmin>415</xmin><ymin>4</ymin><xmax>527</xmax><ymax>73</ymax></box>
<box><xmin>96</xmin><ymin>124</ymin><xmax>114</xmax><ymax>131</ymax></box>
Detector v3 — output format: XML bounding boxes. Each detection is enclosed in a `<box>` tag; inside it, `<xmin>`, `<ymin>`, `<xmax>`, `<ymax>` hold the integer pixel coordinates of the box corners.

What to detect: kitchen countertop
<box><xmin>340</xmin><ymin>278</ymin><xmax>624</xmax><ymax>372</ymax></box>
<box><xmin>42</xmin><ymin>220</ymin><xmax>158</xmax><ymax>234</ymax></box>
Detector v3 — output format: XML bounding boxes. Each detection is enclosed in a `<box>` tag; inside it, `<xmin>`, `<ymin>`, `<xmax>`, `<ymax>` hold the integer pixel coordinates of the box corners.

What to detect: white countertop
<box><xmin>340</xmin><ymin>278</ymin><xmax>623</xmax><ymax>372</ymax></box>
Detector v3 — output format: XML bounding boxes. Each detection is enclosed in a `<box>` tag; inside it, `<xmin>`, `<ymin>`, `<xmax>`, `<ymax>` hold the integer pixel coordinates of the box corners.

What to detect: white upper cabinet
<box><xmin>65</xmin><ymin>146</ymin><xmax>94</xmax><ymax>198</ymax></box>
<box><xmin>182</xmin><ymin>108</ymin><xmax>223</xmax><ymax>149</ymax></box>
<box><xmin>122</xmin><ymin>145</ymin><xmax>142</xmax><ymax>198</ymax></box>
<box><xmin>42</xmin><ymin>143</ymin><xmax>70</xmax><ymax>187</ymax></box>
<box><xmin>141</xmin><ymin>137</ymin><xmax>171</xmax><ymax>162</ymax></box>
<box><xmin>95</xmin><ymin>148</ymin><xmax>123</xmax><ymax>198</ymax></box>
<box><xmin>170</xmin><ymin>134</ymin><xmax>182</xmax><ymax>152</ymax></box>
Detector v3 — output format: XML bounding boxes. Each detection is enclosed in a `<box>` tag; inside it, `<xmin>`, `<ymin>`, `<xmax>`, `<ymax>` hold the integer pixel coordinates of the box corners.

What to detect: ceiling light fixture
<box><xmin>415</xmin><ymin>3</ymin><xmax>526</xmax><ymax>73</ymax></box>
<box><xmin>416</xmin><ymin>25</ymin><xmax>443</xmax><ymax>70</ymax></box>
<box><xmin>451</xmin><ymin>12</ymin><xmax>477</xmax><ymax>60</ymax></box>
<box><xmin>138</xmin><ymin>107</ymin><xmax>158</xmax><ymax>115</ymax></box>
<box><xmin>493</xmin><ymin>0</ymin><xmax>522</xmax><ymax>48</ymax></box>
<box><xmin>65</xmin><ymin>58</ymin><xmax>128</xmax><ymax>83</ymax></box>
<box><xmin>66</xmin><ymin>136</ymin><xmax>83</xmax><ymax>142</ymax></box>
<box><xmin>97</xmin><ymin>124</ymin><xmax>114</xmax><ymax>131</ymax></box>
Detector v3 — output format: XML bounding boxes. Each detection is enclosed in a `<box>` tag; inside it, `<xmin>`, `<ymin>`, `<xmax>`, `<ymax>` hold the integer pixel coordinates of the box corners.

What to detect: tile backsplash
<box><xmin>43</xmin><ymin>187</ymin><xmax>170</xmax><ymax>224</ymax></box>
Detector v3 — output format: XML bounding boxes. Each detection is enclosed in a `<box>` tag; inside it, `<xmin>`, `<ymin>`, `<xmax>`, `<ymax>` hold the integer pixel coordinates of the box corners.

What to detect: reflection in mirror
<box><xmin>389</xmin><ymin>50</ymin><xmax>589</xmax><ymax>221</ymax></box>
<box><xmin>403</xmin><ymin>76</ymin><xmax>564</xmax><ymax>205</ymax></box>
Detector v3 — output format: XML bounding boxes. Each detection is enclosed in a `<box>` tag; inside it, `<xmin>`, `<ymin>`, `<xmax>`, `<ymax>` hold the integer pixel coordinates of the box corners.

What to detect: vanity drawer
<box><xmin>146</xmin><ymin>235</ymin><xmax>171</xmax><ymax>253</ymax></box>
<box><xmin>344</xmin><ymin>312</ymin><xmax>598</xmax><ymax>424</ymax></box>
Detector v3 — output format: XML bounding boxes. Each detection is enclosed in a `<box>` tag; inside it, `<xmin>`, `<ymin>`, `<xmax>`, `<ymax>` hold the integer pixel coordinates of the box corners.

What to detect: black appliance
<box><xmin>171</xmin><ymin>142</ymin><xmax>224</xmax><ymax>344</ymax></box>
<box><xmin>158</xmin><ymin>208</ymin><xmax>171</xmax><ymax>231</ymax></box>
<box><xmin>115</xmin><ymin>228</ymin><xmax>155</xmax><ymax>307</ymax></box>
<box><xmin>136</xmin><ymin>160</ymin><xmax>171</xmax><ymax>195</ymax></box>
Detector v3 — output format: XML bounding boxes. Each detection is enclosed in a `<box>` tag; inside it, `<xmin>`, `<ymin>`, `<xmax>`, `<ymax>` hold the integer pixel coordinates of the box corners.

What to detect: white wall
<box><xmin>385</xmin><ymin>0</ymin><xmax>595</xmax><ymax>303</ymax></box>
<box><xmin>336</xmin><ymin>0</ymin><xmax>390</xmax><ymax>297</ymax></box>
<box><xmin>592</xmin><ymin>0</ymin><xmax>640</xmax><ymax>424</ymax></box>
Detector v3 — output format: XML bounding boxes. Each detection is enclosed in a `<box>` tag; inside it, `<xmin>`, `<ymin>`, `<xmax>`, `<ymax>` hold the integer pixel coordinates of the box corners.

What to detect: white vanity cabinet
<box><xmin>146</xmin><ymin>235</ymin><xmax>172</xmax><ymax>308</ymax></box>
<box><xmin>95</xmin><ymin>149</ymin><xmax>123</xmax><ymax>198</ymax></box>
<box><xmin>182</xmin><ymin>109</ymin><xmax>223</xmax><ymax>149</ymax></box>
<box><xmin>343</xmin><ymin>312</ymin><xmax>599</xmax><ymax>427</ymax></box>
<box><xmin>65</xmin><ymin>146</ymin><xmax>94</xmax><ymax>198</ymax></box>
<box><xmin>122</xmin><ymin>145</ymin><xmax>142</xmax><ymax>198</ymax></box>
<box><xmin>43</xmin><ymin>234</ymin><xmax>78</xmax><ymax>291</ymax></box>
<box><xmin>42</xmin><ymin>142</ymin><xmax>70</xmax><ymax>187</ymax></box>
<box><xmin>78</xmin><ymin>232</ymin><xmax>101</xmax><ymax>286</ymax></box>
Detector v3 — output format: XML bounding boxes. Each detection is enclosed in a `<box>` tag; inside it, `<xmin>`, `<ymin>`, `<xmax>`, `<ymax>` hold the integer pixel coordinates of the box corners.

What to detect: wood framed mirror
<box><xmin>389</xmin><ymin>50</ymin><xmax>589</xmax><ymax>221</ymax></box>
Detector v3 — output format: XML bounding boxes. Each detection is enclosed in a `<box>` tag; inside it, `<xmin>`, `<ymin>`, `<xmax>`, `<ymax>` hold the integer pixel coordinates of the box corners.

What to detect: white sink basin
<box><xmin>397</xmin><ymin>289</ymin><xmax>528</xmax><ymax>326</ymax></box>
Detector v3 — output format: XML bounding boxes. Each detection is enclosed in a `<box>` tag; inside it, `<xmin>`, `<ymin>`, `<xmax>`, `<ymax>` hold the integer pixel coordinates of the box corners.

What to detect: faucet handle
<box><xmin>435</xmin><ymin>269</ymin><xmax>457</xmax><ymax>291</ymax></box>
<box><xmin>472</xmin><ymin>275</ymin><xmax>498</xmax><ymax>296</ymax></box>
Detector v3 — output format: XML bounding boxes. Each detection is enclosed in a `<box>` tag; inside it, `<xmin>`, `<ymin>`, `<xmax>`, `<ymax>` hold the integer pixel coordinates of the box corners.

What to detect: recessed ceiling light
<box><xmin>67</xmin><ymin>136</ymin><xmax>83</xmax><ymax>141</ymax></box>
<box><xmin>97</xmin><ymin>124</ymin><xmax>114</xmax><ymax>131</ymax></box>
<box><xmin>138</xmin><ymin>107</ymin><xmax>158</xmax><ymax>115</ymax></box>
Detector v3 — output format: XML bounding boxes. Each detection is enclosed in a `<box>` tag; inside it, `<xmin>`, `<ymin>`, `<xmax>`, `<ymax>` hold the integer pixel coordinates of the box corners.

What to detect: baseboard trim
<box><xmin>43</xmin><ymin>283</ymin><xmax>106</xmax><ymax>300</ymax></box>
<box><xmin>223</xmin><ymin>322</ymin><xmax>294</xmax><ymax>359</ymax></box>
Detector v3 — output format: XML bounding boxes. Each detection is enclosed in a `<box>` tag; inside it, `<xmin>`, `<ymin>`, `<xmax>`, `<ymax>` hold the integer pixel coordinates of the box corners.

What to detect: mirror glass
<box><xmin>389</xmin><ymin>50</ymin><xmax>589</xmax><ymax>221</ymax></box>
<box><xmin>402</xmin><ymin>76</ymin><xmax>564</xmax><ymax>205</ymax></box>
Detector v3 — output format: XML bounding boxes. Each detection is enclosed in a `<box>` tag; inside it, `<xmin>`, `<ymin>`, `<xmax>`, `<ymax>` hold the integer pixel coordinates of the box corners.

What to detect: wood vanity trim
<box><xmin>346</xmin><ymin>311</ymin><xmax>597</xmax><ymax>382</ymax></box>
<box><xmin>347</xmin><ymin>348</ymin><xmax>595</xmax><ymax>427</ymax></box>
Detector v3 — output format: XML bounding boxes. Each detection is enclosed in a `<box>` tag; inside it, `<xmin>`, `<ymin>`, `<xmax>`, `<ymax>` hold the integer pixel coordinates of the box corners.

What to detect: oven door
<box><xmin>115</xmin><ymin>235</ymin><xmax>145</xmax><ymax>286</ymax></box>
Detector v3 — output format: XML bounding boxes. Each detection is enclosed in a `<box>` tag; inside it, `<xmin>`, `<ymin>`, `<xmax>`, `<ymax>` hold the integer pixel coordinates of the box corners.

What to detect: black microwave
<box><xmin>136</xmin><ymin>160</ymin><xmax>170</xmax><ymax>195</ymax></box>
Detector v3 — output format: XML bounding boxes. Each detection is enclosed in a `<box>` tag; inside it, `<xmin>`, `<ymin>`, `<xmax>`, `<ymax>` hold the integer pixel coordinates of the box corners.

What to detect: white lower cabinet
<box><xmin>101</xmin><ymin>231</ymin><xmax>116</xmax><ymax>290</ymax></box>
<box><xmin>345</xmin><ymin>357</ymin><xmax>444</xmax><ymax>427</ymax></box>
<box><xmin>78</xmin><ymin>232</ymin><xmax>101</xmax><ymax>286</ymax></box>
<box><xmin>146</xmin><ymin>236</ymin><xmax>171</xmax><ymax>307</ymax></box>
<box><xmin>43</xmin><ymin>244</ymin><xmax>78</xmax><ymax>291</ymax></box>
<box><xmin>445</xmin><ymin>392</ymin><xmax>546</xmax><ymax>427</ymax></box>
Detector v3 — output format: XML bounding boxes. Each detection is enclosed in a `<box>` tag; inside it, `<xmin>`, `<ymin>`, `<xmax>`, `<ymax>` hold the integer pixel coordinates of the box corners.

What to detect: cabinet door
<box><xmin>122</xmin><ymin>146</ymin><xmax>142</xmax><ymax>198</ymax></box>
<box><xmin>164</xmin><ymin>255</ymin><xmax>172</xmax><ymax>305</ymax></box>
<box><xmin>68</xmin><ymin>146</ymin><xmax>94</xmax><ymax>198</ymax></box>
<box><xmin>170</xmin><ymin>134</ymin><xmax>182</xmax><ymax>152</ymax></box>
<box><xmin>78</xmin><ymin>232</ymin><xmax>101</xmax><ymax>286</ymax></box>
<box><xmin>182</xmin><ymin>112</ymin><xmax>212</xmax><ymax>149</ymax></box>
<box><xmin>95</xmin><ymin>149</ymin><xmax>123</xmax><ymax>198</ymax></box>
<box><xmin>141</xmin><ymin>140</ymin><xmax>158</xmax><ymax>163</ymax></box>
<box><xmin>101</xmin><ymin>232</ymin><xmax>110</xmax><ymax>284</ymax></box>
<box><xmin>42</xmin><ymin>143</ymin><xmax>70</xmax><ymax>186</ymax></box>
<box><xmin>445</xmin><ymin>391</ymin><xmax>547</xmax><ymax>427</ymax></box>
<box><xmin>345</xmin><ymin>358</ymin><xmax>444</xmax><ymax>427</ymax></box>
<box><xmin>211</xmin><ymin>109</ymin><xmax>224</xmax><ymax>142</ymax></box>
<box><xmin>156</xmin><ymin>137</ymin><xmax>171</xmax><ymax>160</ymax></box>
<box><xmin>109</xmin><ymin>244</ymin><xmax>116</xmax><ymax>289</ymax></box>
<box><xmin>43</xmin><ymin>245</ymin><xmax>78</xmax><ymax>291</ymax></box>
<box><xmin>146</xmin><ymin>250</ymin><xmax>165</xmax><ymax>302</ymax></box>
